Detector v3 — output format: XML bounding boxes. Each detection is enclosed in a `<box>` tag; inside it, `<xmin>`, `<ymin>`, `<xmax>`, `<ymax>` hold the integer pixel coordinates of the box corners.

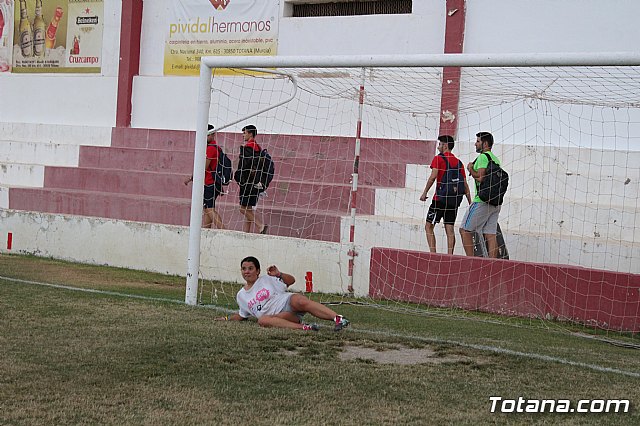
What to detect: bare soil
<box><xmin>338</xmin><ymin>344</ymin><xmax>470</xmax><ymax>365</ymax></box>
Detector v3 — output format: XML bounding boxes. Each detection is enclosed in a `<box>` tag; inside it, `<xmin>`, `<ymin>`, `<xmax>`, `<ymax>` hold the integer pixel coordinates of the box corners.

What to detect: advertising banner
<box><xmin>164</xmin><ymin>0</ymin><xmax>279</xmax><ymax>76</ymax></box>
<box><xmin>0</xmin><ymin>0</ymin><xmax>14</xmax><ymax>72</ymax></box>
<box><xmin>12</xmin><ymin>0</ymin><xmax>103</xmax><ymax>73</ymax></box>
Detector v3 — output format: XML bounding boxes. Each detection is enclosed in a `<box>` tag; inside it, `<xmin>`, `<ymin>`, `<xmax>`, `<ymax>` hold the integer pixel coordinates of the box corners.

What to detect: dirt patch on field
<box><xmin>339</xmin><ymin>344</ymin><xmax>469</xmax><ymax>365</ymax></box>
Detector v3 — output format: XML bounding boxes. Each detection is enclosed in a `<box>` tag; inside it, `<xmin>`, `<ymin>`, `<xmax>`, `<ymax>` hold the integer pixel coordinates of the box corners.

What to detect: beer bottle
<box><xmin>45</xmin><ymin>7</ymin><xmax>63</xmax><ymax>49</ymax></box>
<box><xmin>18</xmin><ymin>0</ymin><xmax>33</xmax><ymax>57</ymax></box>
<box><xmin>33</xmin><ymin>0</ymin><xmax>45</xmax><ymax>56</ymax></box>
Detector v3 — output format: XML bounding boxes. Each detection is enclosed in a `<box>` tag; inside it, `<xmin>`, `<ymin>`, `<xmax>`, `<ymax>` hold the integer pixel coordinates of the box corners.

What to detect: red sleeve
<box><xmin>206</xmin><ymin>144</ymin><xmax>219</xmax><ymax>171</ymax></box>
<box><xmin>430</xmin><ymin>155</ymin><xmax>443</xmax><ymax>170</ymax></box>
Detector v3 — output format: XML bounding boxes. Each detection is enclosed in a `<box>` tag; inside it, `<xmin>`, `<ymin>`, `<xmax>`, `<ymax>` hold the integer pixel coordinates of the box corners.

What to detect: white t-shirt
<box><xmin>236</xmin><ymin>275</ymin><xmax>293</xmax><ymax>319</ymax></box>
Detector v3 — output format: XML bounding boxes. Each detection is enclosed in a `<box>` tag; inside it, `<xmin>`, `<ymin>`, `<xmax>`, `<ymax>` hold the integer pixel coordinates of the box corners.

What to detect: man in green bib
<box><xmin>459</xmin><ymin>132</ymin><xmax>502</xmax><ymax>258</ymax></box>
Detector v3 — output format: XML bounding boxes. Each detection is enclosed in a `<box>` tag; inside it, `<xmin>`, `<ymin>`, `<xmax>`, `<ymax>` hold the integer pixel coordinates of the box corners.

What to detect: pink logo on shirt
<box><xmin>255</xmin><ymin>288</ymin><xmax>270</xmax><ymax>302</ymax></box>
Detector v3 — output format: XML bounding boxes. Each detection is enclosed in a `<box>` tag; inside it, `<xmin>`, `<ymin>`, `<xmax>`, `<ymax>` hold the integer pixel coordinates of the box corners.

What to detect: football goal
<box><xmin>186</xmin><ymin>53</ymin><xmax>640</xmax><ymax>334</ymax></box>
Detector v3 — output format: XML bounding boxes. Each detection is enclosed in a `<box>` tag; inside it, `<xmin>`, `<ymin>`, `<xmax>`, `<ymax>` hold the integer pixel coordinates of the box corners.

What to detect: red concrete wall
<box><xmin>439</xmin><ymin>0</ymin><xmax>466</xmax><ymax>137</ymax></box>
<box><xmin>370</xmin><ymin>248</ymin><xmax>640</xmax><ymax>332</ymax></box>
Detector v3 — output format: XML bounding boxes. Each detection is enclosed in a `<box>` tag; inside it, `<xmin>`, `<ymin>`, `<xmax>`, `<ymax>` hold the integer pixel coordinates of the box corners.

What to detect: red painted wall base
<box><xmin>370</xmin><ymin>248</ymin><xmax>640</xmax><ymax>332</ymax></box>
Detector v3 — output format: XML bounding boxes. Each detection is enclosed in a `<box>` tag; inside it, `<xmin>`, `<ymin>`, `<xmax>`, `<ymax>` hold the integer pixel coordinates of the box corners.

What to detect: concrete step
<box><xmin>0</xmin><ymin>122</ymin><xmax>111</xmax><ymax>146</ymax></box>
<box><xmin>501</xmin><ymin>197</ymin><xmax>639</xmax><ymax>244</ymax></box>
<box><xmin>78</xmin><ymin>145</ymin><xmax>408</xmax><ymax>187</ymax></box>
<box><xmin>110</xmin><ymin>127</ymin><xmax>195</xmax><ymax>150</ymax></box>
<box><xmin>79</xmin><ymin>146</ymin><xmax>194</xmax><ymax>173</ymax></box>
<box><xmin>402</xmin><ymin>164</ymin><xmax>639</xmax><ymax>206</ymax></box>
<box><xmin>112</xmin><ymin>127</ymin><xmax>437</xmax><ymax>163</ymax></box>
<box><xmin>274</xmin><ymin>157</ymin><xmax>406</xmax><ymax>187</ymax></box>
<box><xmin>339</xmin><ymin>215</ymin><xmax>640</xmax><ymax>274</ymax></box>
<box><xmin>251</xmin><ymin>134</ymin><xmax>436</xmax><ymax>164</ymax></box>
<box><xmin>43</xmin><ymin>166</ymin><xmax>377</xmax><ymax>214</ymax></box>
<box><xmin>0</xmin><ymin>140</ymin><xmax>79</xmax><ymax>167</ymax></box>
<box><xmin>0</xmin><ymin>162</ymin><xmax>45</xmax><ymax>187</ymax></box>
<box><xmin>8</xmin><ymin>187</ymin><xmax>344</xmax><ymax>242</ymax></box>
<box><xmin>0</xmin><ymin>186</ymin><xmax>7</xmax><ymax>208</ymax></box>
<box><xmin>435</xmin><ymin>141</ymin><xmax>640</xmax><ymax>181</ymax></box>
<box><xmin>376</xmin><ymin>186</ymin><xmax>639</xmax><ymax>243</ymax></box>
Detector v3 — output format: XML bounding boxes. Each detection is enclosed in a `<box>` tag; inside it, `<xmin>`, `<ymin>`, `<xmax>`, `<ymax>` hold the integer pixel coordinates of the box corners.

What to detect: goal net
<box><xmin>188</xmin><ymin>55</ymin><xmax>640</xmax><ymax>334</ymax></box>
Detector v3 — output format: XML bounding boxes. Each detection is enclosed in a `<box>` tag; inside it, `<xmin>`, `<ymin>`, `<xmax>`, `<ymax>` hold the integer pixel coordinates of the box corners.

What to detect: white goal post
<box><xmin>185</xmin><ymin>52</ymin><xmax>640</xmax><ymax>306</ymax></box>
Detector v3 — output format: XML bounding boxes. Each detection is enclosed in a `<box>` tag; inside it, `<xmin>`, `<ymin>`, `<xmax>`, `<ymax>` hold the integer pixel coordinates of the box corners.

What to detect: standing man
<box><xmin>420</xmin><ymin>135</ymin><xmax>471</xmax><ymax>254</ymax></box>
<box><xmin>459</xmin><ymin>132</ymin><xmax>502</xmax><ymax>258</ymax></box>
<box><xmin>234</xmin><ymin>124</ymin><xmax>268</xmax><ymax>234</ymax></box>
<box><xmin>184</xmin><ymin>124</ymin><xmax>226</xmax><ymax>229</ymax></box>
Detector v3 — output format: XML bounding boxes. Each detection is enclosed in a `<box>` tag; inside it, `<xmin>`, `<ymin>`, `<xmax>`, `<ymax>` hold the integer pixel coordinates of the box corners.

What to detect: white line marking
<box><xmin>2</xmin><ymin>275</ymin><xmax>186</xmax><ymax>304</ymax></box>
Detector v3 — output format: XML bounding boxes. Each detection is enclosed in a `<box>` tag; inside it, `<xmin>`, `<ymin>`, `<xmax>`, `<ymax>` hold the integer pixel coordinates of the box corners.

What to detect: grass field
<box><xmin>1</xmin><ymin>253</ymin><xmax>638</xmax><ymax>424</ymax></box>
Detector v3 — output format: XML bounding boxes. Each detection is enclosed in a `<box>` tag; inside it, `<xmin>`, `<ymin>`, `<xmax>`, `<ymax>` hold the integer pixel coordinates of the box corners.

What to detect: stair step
<box><xmin>78</xmin><ymin>145</ymin><xmax>409</xmax><ymax>187</ymax></box>
<box><xmin>111</xmin><ymin>127</ymin><xmax>437</xmax><ymax>163</ymax></box>
<box><xmin>0</xmin><ymin>140</ymin><xmax>79</xmax><ymax>166</ymax></box>
<box><xmin>0</xmin><ymin>162</ymin><xmax>45</xmax><ymax>187</ymax></box>
<box><xmin>8</xmin><ymin>187</ymin><xmax>344</xmax><ymax>242</ymax></box>
<box><xmin>43</xmin><ymin>166</ymin><xmax>378</xmax><ymax>214</ymax></box>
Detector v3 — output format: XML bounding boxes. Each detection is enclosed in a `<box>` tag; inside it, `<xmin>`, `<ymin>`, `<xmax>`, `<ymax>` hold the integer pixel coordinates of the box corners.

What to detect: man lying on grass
<box><xmin>215</xmin><ymin>256</ymin><xmax>350</xmax><ymax>332</ymax></box>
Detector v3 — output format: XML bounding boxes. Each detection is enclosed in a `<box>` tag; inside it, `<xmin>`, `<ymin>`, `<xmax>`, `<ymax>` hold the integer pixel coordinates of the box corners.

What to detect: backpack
<box><xmin>477</xmin><ymin>152</ymin><xmax>508</xmax><ymax>206</ymax></box>
<box><xmin>435</xmin><ymin>154</ymin><xmax>466</xmax><ymax>208</ymax></box>
<box><xmin>255</xmin><ymin>149</ymin><xmax>275</xmax><ymax>191</ymax></box>
<box><xmin>212</xmin><ymin>145</ymin><xmax>232</xmax><ymax>186</ymax></box>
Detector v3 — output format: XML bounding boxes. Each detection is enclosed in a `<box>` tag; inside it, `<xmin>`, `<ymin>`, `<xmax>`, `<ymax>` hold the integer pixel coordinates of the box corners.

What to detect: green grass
<box><xmin>0</xmin><ymin>253</ymin><xmax>639</xmax><ymax>424</ymax></box>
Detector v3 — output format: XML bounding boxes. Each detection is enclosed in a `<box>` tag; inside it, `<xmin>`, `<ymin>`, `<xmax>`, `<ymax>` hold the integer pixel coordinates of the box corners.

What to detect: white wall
<box><xmin>460</xmin><ymin>0</ymin><xmax>640</xmax><ymax>150</ymax></box>
<box><xmin>2</xmin><ymin>1</ymin><xmax>640</xmax><ymax>131</ymax></box>
<box><xmin>0</xmin><ymin>0</ymin><xmax>122</xmax><ymax>127</ymax></box>
<box><xmin>0</xmin><ymin>210</ymin><xmax>370</xmax><ymax>296</ymax></box>
<box><xmin>131</xmin><ymin>0</ymin><xmax>446</xmax><ymax>130</ymax></box>
<box><xmin>464</xmin><ymin>0</ymin><xmax>640</xmax><ymax>54</ymax></box>
<box><xmin>131</xmin><ymin>0</ymin><xmax>640</xmax><ymax>133</ymax></box>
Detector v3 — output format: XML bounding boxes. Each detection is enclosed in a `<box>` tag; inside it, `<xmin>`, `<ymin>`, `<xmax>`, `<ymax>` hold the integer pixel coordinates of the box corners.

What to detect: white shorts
<box><xmin>460</xmin><ymin>202</ymin><xmax>501</xmax><ymax>234</ymax></box>
<box><xmin>281</xmin><ymin>294</ymin><xmax>305</xmax><ymax>322</ymax></box>
<box><xmin>259</xmin><ymin>292</ymin><xmax>294</xmax><ymax>317</ymax></box>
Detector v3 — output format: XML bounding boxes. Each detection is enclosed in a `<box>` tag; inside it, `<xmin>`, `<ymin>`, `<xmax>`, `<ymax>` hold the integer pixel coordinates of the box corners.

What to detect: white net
<box><xmin>196</xmin><ymin>64</ymin><xmax>640</xmax><ymax>334</ymax></box>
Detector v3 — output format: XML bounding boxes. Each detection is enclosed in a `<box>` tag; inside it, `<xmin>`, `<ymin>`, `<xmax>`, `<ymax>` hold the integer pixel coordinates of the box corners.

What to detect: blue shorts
<box><xmin>203</xmin><ymin>184</ymin><xmax>220</xmax><ymax>209</ymax></box>
<box><xmin>239</xmin><ymin>185</ymin><xmax>261</xmax><ymax>207</ymax></box>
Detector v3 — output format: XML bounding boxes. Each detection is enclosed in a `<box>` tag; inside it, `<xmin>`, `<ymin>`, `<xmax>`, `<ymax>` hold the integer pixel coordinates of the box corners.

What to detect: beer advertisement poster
<box><xmin>164</xmin><ymin>0</ymin><xmax>279</xmax><ymax>76</ymax></box>
<box><xmin>12</xmin><ymin>0</ymin><xmax>103</xmax><ymax>73</ymax></box>
<box><xmin>0</xmin><ymin>0</ymin><xmax>14</xmax><ymax>73</ymax></box>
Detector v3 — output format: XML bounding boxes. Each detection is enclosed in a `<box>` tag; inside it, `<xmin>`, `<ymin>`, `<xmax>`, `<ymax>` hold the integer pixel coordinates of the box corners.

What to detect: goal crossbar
<box><xmin>200</xmin><ymin>52</ymin><xmax>640</xmax><ymax>70</ymax></box>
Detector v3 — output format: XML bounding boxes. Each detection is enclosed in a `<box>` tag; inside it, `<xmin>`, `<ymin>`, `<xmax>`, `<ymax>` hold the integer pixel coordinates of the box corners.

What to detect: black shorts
<box><xmin>426</xmin><ymin>199</ymin><xmax>458</xmax><ymax>225</ymax></box>
<box><xmin>203</xmin><ymin>184</ymin><xmax>220</xmax><ymax>209</ymax></box>
<box><xmin>239</xmin><ymin>185</ymin><xmax>261</xmax><ymax>207</ymax></box>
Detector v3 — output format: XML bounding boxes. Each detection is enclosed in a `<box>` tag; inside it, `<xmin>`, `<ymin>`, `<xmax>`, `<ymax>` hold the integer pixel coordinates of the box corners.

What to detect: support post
<box><xmin>185</xmin><ymin>63</ymin><xmax>212</xmax><ymax>305</ymax></box>
<box><xmin>347</xmin><ymin>67</ymin><xmax>366</xmax><ymax>294</ymax></box>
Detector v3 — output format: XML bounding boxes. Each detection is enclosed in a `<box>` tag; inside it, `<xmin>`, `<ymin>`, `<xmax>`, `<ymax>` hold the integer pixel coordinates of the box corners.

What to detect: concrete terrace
<box><xmin>4</xmin><ymin>126</ymin><xmax>436</xmax><ymax>242</ymax></box>
<box><xmin>3</xmin><ymin>123</ymin><xmax>639</xmax><ymax>273</ymax></box>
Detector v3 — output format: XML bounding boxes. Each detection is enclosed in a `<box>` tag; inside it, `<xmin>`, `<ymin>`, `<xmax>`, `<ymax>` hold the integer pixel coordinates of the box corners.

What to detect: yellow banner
<box><xmin>164</xmin><ymin>0</ymin><xmax>279</xmax><ymax>76</ymax></box>
<box><xmin>0</xmin><ymin>0</ymin><xmax>15</xmax><ymax>72</ymax></box>
<box><xmin>12</xmin><ymin>0</ymin><xmax>103</xmax><ymax>73</ymax></box>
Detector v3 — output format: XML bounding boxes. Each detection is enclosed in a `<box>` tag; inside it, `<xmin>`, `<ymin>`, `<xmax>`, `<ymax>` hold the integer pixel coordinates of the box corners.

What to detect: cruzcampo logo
<box><xmin>210</xmin><ymin>0</ymin><xmax>230</xmax><ymax>10</ymax></box>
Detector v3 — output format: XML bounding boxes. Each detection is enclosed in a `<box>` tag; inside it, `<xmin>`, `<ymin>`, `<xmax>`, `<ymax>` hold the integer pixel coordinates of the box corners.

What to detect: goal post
<box><xmin>186</xmin><ymin>66</ymin><xmax>298</xmax><ymax>305</ymax></box>
<box><xmin>185</xmin><ymin>52</ymin><xmax>640</xmax><ymax>333</ymax></box>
